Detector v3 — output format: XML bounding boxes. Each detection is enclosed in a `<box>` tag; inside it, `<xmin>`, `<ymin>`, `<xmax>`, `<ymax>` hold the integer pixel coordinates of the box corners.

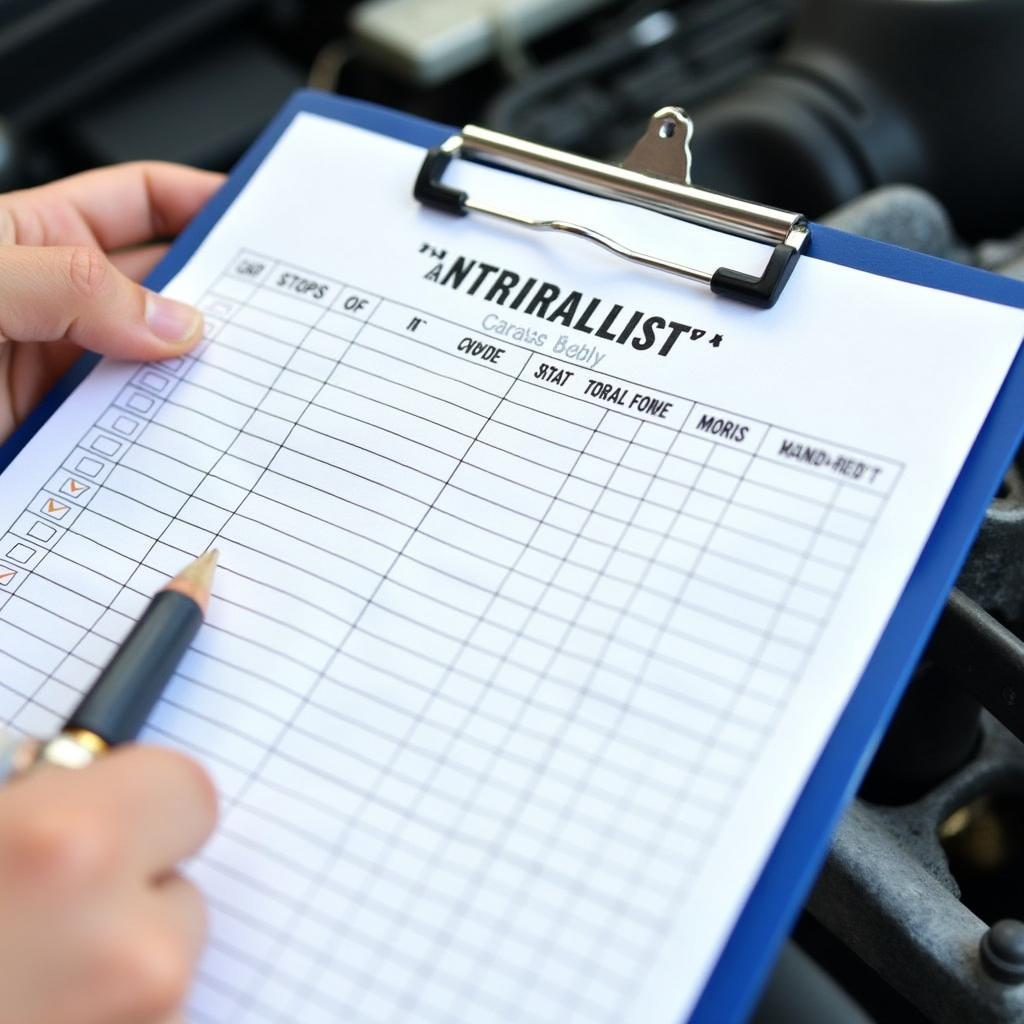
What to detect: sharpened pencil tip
<box><xmin>164</xmin><ymin>549</ymin><xmax>219</xmax><ymax>614</ymax></box>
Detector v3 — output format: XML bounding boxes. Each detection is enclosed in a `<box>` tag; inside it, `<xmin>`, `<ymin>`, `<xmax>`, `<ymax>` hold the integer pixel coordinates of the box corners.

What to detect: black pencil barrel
<box><xmin>67</xmin><ymin>591</ymin><xmax>203</xmax><ymax>745</ymax></box>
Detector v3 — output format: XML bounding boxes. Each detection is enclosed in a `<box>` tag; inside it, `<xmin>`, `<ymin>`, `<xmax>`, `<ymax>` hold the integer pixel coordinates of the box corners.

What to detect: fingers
<box><xmin>4</xmin><ymin>162</ymin><xmax>224</xmax><ymax>251</ymax></box>
<box><xmin>0</xmin><ymin>748</ymin><xmax>215</xmax><ymax>1024</ymax></box>
<box><xmin>111</xmin><ymin>243</ymin><xmax>170</xmax><ymax>282</ymax></box>
<box><xmin>153</xmin><ymin>873</ymin><xmax>209</xmax><ymax>963</ymax></box>
<box><xmin>85</xmin><ymin>746</ymin><xmax>219</xmax><ymax>878</ymax></box>
<box><xmin>0</xmin><ymin>244</ymin><xmax>203</xmax><ymax>359</ymax></box>
<box><xmin>0</xmin><ymin>746</ymin><xmax>217</xmax><ymax>884</ymax></box>
<box><xmin>85</xmin><ymin>876</ymin><xmax>207</xmax><ymax>1024</ymax></box>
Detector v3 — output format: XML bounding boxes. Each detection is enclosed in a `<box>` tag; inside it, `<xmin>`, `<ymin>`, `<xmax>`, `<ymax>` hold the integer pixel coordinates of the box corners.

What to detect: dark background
<box><xmin>4</xmin><ymin>2</ymin><xmax>1024</xmax><ymax>1022</ymax></box>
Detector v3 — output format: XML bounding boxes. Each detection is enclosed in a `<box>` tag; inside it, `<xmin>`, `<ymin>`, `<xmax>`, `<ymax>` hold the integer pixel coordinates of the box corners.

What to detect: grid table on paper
<box><xmin>0</xmin><ymin>249</ymin><xmax>898</xmax><ymax>1024</ymax></box>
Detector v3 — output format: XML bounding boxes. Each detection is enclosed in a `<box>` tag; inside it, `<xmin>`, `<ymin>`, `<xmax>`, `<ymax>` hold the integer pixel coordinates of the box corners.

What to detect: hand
<box><xmin>0</xmin><ymin>163</ymin><xmax>225</xmax><ymax>443</ymax></box>
<box><xmin>0</xmin><ymin>746</ymin><xmax>216</xmax><ymax>1024</ymax></box>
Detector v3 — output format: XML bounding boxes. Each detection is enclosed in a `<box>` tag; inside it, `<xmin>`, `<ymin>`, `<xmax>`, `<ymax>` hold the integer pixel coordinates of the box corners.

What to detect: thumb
<box><xmin>0</xmin><ymin>245</ymin><xmax>202</xmax><ymax>359</ymax></box>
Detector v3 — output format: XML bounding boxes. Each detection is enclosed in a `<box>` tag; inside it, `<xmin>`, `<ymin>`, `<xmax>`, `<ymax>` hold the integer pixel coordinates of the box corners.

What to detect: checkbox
<box><xmin>161</xmin><ymin>357</ymin><xmax>184</xmax><ymax>372</ymax></box>
<box><xmin>112</xmin><ymin>416</ymin><xmax>138</xmax><ymax>436</ymax></box>
<box><xmin>139</xmin><ymin>372</ymin><xmax>170</xmax><ymax>393</ymax></box>
<box><xmin>0</xmin><ymin>566</ymin><xmax>17</xmax><ymax>587</ymax></box>
<box><xmin>91</xmin><ymin>436</ymin><xmax>121</xmax><ymax>457</ymax></box>
<box><xmin>41</xmin><ymin>497</ymin><xmax>70</xmax><ymax>519</ymax></box>
<box><xmin>73</xmin><ymin>457</ymin><xmax>103</xmax><ymax>478</ymax></box>
<box><xmin>7</xmin><ymin>544</ymin><xmax>35</xmax><ymax>564</ymax></box>
<box><xmin>127</xmin><ymin>393</ymin><xmax>154</xmax><ymax>414</ymax></box>
<box><xmin>28</xmin><ymin>522</ymin><xmax>56</xmax><ymax>542</ymax></box>
<box><xmin>61</xmin><ymin>478</ymin><xmax>90</xmax><ymax>497</ymax></box>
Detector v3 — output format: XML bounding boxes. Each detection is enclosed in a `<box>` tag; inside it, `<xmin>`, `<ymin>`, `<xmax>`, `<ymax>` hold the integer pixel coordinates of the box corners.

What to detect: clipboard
<box><xmin>3</xmin><ymin>89</ymin><xmax>1024</xmax><ymax>1023</ymax></box>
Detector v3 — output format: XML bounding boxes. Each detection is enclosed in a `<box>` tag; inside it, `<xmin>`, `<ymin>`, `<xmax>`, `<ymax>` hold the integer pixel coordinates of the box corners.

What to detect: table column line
<box><xmin>225</xmin><ymin>337</ymin><xmax>539</xmax><ymax>1021</ymax></box>
<box><xmin>3</xmin><ymin>251</ymin><xmax>260</xmax><ymax>726</ymax></box>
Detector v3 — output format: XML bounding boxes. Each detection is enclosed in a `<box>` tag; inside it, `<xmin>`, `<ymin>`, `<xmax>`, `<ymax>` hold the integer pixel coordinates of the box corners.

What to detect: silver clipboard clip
<box><xmin>414</xmin><ymin>107</ymin><xmax>809</xmax><ymax>309</ymax></box>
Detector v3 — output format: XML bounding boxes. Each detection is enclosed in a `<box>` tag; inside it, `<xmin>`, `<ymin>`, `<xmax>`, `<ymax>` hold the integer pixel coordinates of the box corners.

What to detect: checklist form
<box><xmin>0</xmin><ymin>113</ymin><xmax>1021</xmax><ymax>1023</ymax></box>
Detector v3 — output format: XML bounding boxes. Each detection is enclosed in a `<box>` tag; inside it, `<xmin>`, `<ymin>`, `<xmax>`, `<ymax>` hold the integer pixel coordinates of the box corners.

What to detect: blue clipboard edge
<box><xmin>3</xmin><ymin>90</ymin><xmax>1024</xmax><ymax>1022</ymax></box>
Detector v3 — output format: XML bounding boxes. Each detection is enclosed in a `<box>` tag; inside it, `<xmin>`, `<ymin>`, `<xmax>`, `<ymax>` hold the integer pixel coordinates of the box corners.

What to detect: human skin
<box><xmin>0</xmin><ymin>162</ymin><xmax>226</xmax><ymax>1022</ymax></box>
<box><xmin>0</xmin><ymin>746</ymin><xmax>218</xmax><ymax>1024</ymax></box>
<box><xmin>0</xmin><ymin>161</ymin><xmax>224</xmax><ymax>441</ymax></box>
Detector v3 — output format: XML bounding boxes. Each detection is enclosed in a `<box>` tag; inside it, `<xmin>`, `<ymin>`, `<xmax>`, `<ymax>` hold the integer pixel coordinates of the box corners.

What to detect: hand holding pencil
<box><xmin>0</xmin><ymin>552</ymin><xmax>219</xmax><ymax>1024</ymax></box>
<box><xmin>0</xmin><ymin>745</ymin><xmax>216</xmax><ymax>1024</ymax></box>
<box><xmin>0</xmin><ymin>157</ymin><xmax>225</xmax><ymax>1024</ymax></box>
<box><xmin>36</xmin><ymin>549</ymin><xmax>219</xmax><ymax>772</ymax></box>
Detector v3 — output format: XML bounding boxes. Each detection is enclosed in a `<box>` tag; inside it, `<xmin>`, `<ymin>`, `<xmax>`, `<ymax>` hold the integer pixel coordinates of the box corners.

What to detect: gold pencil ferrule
<box><xmin>65</xmin><ymin>729</ymin><xmax>108</xmax><ymax>756</ymax></box>
<box><xmin>37</xmin><ymin>729</ymin><xmax>109</xmax><ymax>770</ymax></box>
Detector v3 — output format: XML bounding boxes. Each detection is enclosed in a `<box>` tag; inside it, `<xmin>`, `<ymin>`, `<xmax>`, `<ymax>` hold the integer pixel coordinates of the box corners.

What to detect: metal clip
<box><xmin>414</xmin><ymin>107</ymin><xmax>808</xmax><ymax>308</ymax></box>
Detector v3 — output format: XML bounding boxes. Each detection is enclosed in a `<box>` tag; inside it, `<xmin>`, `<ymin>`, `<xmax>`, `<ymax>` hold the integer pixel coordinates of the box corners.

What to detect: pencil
<box><xmin>36</xmin><ymin>550</ymin><xmax>218</xmax><ymax>771</ymax></box>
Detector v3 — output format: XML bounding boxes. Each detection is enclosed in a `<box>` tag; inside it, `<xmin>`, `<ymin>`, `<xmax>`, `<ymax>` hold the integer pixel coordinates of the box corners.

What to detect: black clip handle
<box><xmin>710</xmin><ymin>244</ymin><xmax>800</xmax><ymax>309</ymax></box>
<box><xmin>415</xmin><ymin>147</ymin><xmax>468</xmax><ymax>216</ymax></box>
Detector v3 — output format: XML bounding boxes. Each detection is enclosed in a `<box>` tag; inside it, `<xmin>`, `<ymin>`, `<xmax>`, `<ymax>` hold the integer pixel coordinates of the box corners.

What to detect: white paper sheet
<box><xmin>0</xmin><ymin>112</ymin><xmax>1021</xmax><ymax>1023</ymax></box>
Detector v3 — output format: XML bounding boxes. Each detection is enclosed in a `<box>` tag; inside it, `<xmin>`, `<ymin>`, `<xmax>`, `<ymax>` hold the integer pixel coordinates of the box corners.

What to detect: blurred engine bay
<box><xmin>3</xmin><ymin>1</ymin><xmax>1024</xmax><ymax>1020</ymax></box>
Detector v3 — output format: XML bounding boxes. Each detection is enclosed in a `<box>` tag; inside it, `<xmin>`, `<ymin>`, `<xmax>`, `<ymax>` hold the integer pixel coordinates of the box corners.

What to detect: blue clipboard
<box><xmin>4</xmin><ymin>89</ymin><xmax>1024</xmax><ymax>1023</ymax></box>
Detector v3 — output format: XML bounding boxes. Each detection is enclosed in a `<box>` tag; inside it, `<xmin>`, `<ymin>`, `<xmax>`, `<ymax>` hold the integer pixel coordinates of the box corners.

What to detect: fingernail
<box><xmin>145</xmin><ymin>292</ymin><xmax>202</xmax><ymax>345</ymax></box>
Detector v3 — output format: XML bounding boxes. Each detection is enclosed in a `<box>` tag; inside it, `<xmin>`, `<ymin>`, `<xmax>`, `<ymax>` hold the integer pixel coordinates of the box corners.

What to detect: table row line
<box><xmin>199</xmin><ymin>276</ymin><xmax>898</xmax><ymax>489</ymax></box>
<box><xmin>108</xmin><ymin>363</ymin><xmax>884</xmax><ymax>526</ymax></box>
<box><xmin>1</xmin><ymin>595</ymin><xmax>795</xmax><ymax>766</ymax></box>
<box><xmin>1</xmin><ymin>529</ymin><xmax>830</xmax><ymax>691</ymax></box>
<box><xmin>185</xmin><ymin>312</ymin><xmax>899</xmax><ymax>495</ymax></box>
<box><xmin>51</xmin><ymin>439</ymin><xmax>875</xmax><ymax>587</ymax></box>
<box><xmin>13</xmin><ymin>461</ymin><xmax>858</xmax><ymax>603</ymax></box>
<box><xmin>154</xmin><ymin>330</ymin><xmax>896</xmax><ymax>505</ymax></box>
